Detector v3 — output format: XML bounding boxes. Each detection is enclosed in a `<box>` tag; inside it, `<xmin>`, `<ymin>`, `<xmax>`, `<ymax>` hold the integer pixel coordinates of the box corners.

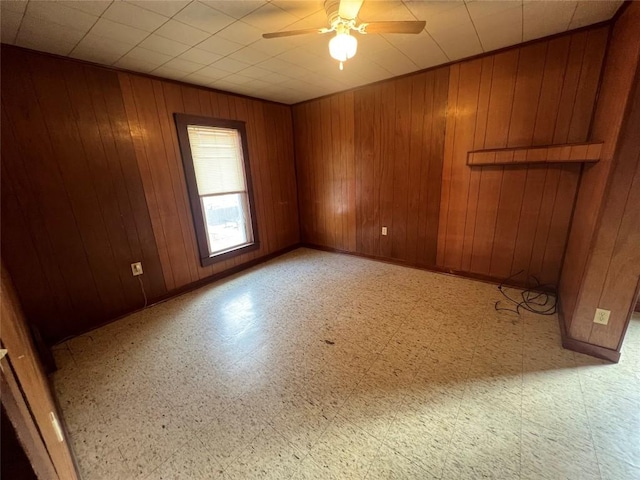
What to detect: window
<box><xmin>174</xmin><ymin>114</ymin><xmax>258</xmax><ymax>266</ymax></box>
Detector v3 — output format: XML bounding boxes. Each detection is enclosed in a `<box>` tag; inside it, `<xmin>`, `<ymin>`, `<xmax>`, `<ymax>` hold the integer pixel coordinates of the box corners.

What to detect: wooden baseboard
<box><xmin>557</xmin><ymin>302</ymin><xmax>620</xmax><ymax>363</ymax></box>
<box><xmin>52</xmin><ymin>244</ymin><xmax>300</xmax><ymax>351</ymax></box>
<box><xmin>301</xmin><ymin>243</ymin><xmax>547</xmax><ymax>291</ymax></box>
<box><xmin>304</xmin><ymin>243</ymin><xmax>624</xmax><ymax>362</ymax></box>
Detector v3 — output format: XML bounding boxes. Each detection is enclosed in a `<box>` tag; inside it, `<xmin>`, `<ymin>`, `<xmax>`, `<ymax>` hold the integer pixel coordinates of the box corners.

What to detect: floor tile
<box><xmin>49</xmin><ymin>249</ymin><xmax>640</xmax><ymax>480</ymax></box>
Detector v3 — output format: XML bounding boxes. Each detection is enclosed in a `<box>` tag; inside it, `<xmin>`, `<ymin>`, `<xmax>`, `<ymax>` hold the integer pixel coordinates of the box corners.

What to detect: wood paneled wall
<box><xmin>294</xmin><ymin>68</ymin><xmax>449</xmax><ymax>267</ymax></box>
<box><xmin>1</xmin><ymin>47</ymin><xmax>165</xmax><ymax>342</ymax></box>
<box><xmin>439</xmin><ymin>27</ymin><xmax>608</xmax><ymax>286</ymax></box>
<box><xmin>293</xmin><ymin>26</ymin><xmax>609</xmax><ymax>285</ymax></box>
<box><xmin>1</xmin><ymin>46</ymin><xmax>299</xmax><ymax>343</ymax></box>
<box><xmin>560</xmin><ymin>2</ymin><xmax>640</xmax><ymax>351</ymax></box>
<box><xmin>118</xmin><ymin>72</ymin><xmax>299</xmax><ymax>292</ymax></box>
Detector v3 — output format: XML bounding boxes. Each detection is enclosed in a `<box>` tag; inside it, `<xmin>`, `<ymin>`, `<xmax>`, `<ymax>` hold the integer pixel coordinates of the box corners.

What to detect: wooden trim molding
<box><xmin>302</xmin><ymin>243</ymin><xmax>538</xmax><ymax>290</ymax></box>
<box><xmin>173</xmin><ymin>113</ymin><xmax>260</xmax><ymax>267</ymax></box>
<box><xmin>1</xmin><ymin>356</ymin><xmax>59</xmax><ymax>480</ymax></box>
<box><xmin>557</xmin><ymin>298</ymin><xmax>621</xmax><ymax>363</ymax></box>
<box><xmin>57</xmin><ymin>244</ymin><xmax>301</xmax><ymax>344</ymax></box>
<box><xmin>467</xmin><ymin>142</ymin><xmax>604</xmax><ymax>166</ymax></box>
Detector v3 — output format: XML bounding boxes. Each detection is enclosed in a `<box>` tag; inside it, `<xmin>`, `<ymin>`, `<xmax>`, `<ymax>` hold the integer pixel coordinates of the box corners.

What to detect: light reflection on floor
<box><xmin>51</xmin><ymin>248</ymin><xmax>640</xmax><ymax>479</ymax></box>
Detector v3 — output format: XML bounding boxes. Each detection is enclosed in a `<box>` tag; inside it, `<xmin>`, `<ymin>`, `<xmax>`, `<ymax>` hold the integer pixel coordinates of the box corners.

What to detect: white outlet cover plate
<box><xmin>594</xmin><ymin>308</ymin><xmax>610</xmax><ymax>325</ymax></box>
<box><xmin>131</xmin><ymin>262</ymin><xmax>143</xmax><ymax>276</ymax></box>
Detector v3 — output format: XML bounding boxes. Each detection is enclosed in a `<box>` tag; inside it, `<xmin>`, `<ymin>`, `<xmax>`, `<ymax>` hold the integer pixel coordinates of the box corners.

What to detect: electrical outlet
<box><xmin>131</xmin><ymin>262</ymin><xmax>143</xmax><ymax>276</ymax></box>
<box><xmin>382</xmin><ymin>226</ymin><xmax>388</xmax><ymax>236</ymax></box>
<box><xmin>593</xmin><ymin>308</ymin><xmax>610</xmax><ymax>325</ymax></box>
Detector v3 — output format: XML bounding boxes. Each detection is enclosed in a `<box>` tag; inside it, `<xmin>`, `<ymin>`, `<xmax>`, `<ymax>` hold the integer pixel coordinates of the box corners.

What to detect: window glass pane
<box><xmin>201</xmin><ymin>193</ymin><xmax>252</xmax><ymax>254</ymax></box>
<box><xmin>187</xmin><ymin>126</ymin><xmax>246</xmax><ymax>195</ymax></box>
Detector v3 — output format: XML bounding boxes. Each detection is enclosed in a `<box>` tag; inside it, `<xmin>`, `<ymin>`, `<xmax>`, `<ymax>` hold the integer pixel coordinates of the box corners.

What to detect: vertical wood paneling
<box><xmin>294</xmin><ymin>26</ymin><xmax>608</xmax><ymax>287</ymax></box>
<box><xmin>295</xmin><ymin>68</ymin><xmax>447</xmax><ymax>266</ymax></box>
<box><xmin>1</xmin><ymin>46</ymin><xmax>297</xmax><ymax>342</ymax></box>
<box><xmin>560</xmin><ymin>2</ymin><xmax>640</xmax><ymax>349</ymax></box>
<box><xmin>1</xmin><ymin>47</ymin><xmax>165</xmax><ymax>342</ymax></box>
<box><xmin>442</xmin><ymin>27</ymin><xmax>608</xmax><ymax>285</ymax></box>
<box><xmin>559</xmin><ymin>1</ymin><xmax>640</xmax><ymax>352</ymax></box>
<box><xmin>119</xmin><ymin>73</ymin><xmax>299</xmax><ymax>292</ymax></box>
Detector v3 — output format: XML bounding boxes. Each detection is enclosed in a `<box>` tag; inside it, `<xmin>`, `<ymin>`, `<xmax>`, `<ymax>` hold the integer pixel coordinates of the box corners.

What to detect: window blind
<box><xmin>187</xmin><ymin>125</ymin><xmax>246</xmax><ymax>195</ymax></box>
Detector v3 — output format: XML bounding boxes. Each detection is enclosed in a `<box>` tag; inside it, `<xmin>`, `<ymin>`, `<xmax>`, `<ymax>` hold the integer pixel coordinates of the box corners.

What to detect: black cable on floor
<box><xmin>494</xmin><ymin>270</ymin><xmax>557</xmax><ymax>316</ymax></box>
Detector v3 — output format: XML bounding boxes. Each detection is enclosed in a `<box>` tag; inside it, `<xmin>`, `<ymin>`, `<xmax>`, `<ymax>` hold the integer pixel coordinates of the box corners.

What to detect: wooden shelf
<box><xmin>467</xmin><ymin>142</ymin><xmax>604</xmax><ymax>166</ymax></box>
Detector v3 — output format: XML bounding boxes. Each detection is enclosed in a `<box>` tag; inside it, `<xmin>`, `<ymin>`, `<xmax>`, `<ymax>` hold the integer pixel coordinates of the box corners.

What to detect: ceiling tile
<box><xmin>472</xmin><ymin>4</ymin><xmax>523</xmax><ymax>52</ymax></box>
<box><xmin>210</xmin><ymin>57</ymin><xmax>252</xmax><ymax>74</ymax></box>
<box><xmin>174</xmin><ymin>1</ymin><xmax>236</xmax><ymax>35</ymax></box>
<box><xmin>151</xmin><ymin>64</ymin><xmax>188</xmax><ymax>80</ymax></box>
<box><xmin>271</xmin><ymin>1</ymin><xmax>324</xmax><ymax>19</ymax></box>
<box><xmin>241</xmin><ymin>3</ymin><xmax>299</xmax><ymax>33</ymax></box>
<box><xmin>178</xmin><ymin>48</ymin><xmax>223</xmax><ymax>65</ymax></box>
<box><xmin>89</xmin><ymin>18</ymin><xmax>149</xmax><ymax>45</ymax></box>
<box><xmin>15</xmin><ymin>34</ymin><xmax>77</xmax><ymax>56</ymax></box>
<box><xmin>227</xmin><ymin>46</ymin><xmax>272</xmax><ymax>65</ymax></box>
<box><xmin>465</xmin><ymin>0</ymin><xmax>521</xmax><ymax>18</ymax></box>
<box><xmin>139</xmin><ymin>34</ymin><xmax>191</xmax><ymax>56</ymax></box>
<box><xmin>26</xmin><ymin>0</ymin><xmax>98</xmax><ymax>30</ymax></box>
<box><xmin>220</xmin><ymin>74</ymin><xmax>256</xmax><ymax>86</ymax></box>
<box><xmin>155</xmin><ymin>19</ymin><xmax>211</xmax><ymax>46</ymax></box>
<box><xmin>383</xmin><ymin>31</ymin><xmax>448</xmax><ymax>69</ymax></box>
<box><xmin>261</xmin><ymin>70</ymin><xmax>292</xmax><ymax>84</ymax></box>
<box><xmin>250</xmin><ymin>38</ymin><xmax>295</xmax><ymax>57</ymax></box>
<box><xmin>17</xmin><ymin>15</ymin><xmax>88</xmax><ymax>48</ymax></box>
<box><xmin>522</xmin><ymin>0</ymin><xmax>575</xmax><ymax>41</ymax></box>
<box><xmin>71</xmin><ymin>34</ymin><xmax>136</xmax><ymax>64</ymax></box>
<box><xmin>197</xmin><ymin>35</ymin><xmax>245</xmax><ymax>56</ymax></box>
<box><xmin>121</xmin><ymin>46</ymin><xmax>173</xmax><ymax>67</ymax></box>
<box><xmin>431</xmin><ymin>27</ymin><xmax>483</xmax><ymax>60</ymax></box>
<box><xmin>404</xmin><ymin>1</ymin><xmax>466</xmax><ymax>23</ymax></box>
<box><xmin>200</xmin><ymin>0</ymin><xmax>265</xmax><ymax>19</ymax></box>
<box><xmin>114</xmin><ymin>55</ymin><xmax>161</xmax><ymax>73</ymax></box>
<box><xmin>424</xmin><ymin>3</ymin><xmax>476</xmax><ymax>35</ymax></box>
<box><xmin>1</xmin><ymin>1</ymin><xmax>28</xmax><ymax>15</ymax></box>
<box><xmin>102</xmin><ymin>1</ymin><xmax>168</xmax><ymax>32</ymax></box>
<box><xmin>359</xmin><ymin>1</ymin><xmax>416</xmax><ymax>21</ymax></box>
<box><xmin>7</xmin><ymin>0</ymin><xmax>624</xmax><ymax>105</ymax></box>
<box><xmin>56</xmin><ymin>0</ymin><xmax>112</xmax><ymax>17</ymax></box>
<box><xmin>276</xmin><ymin>47</ymin><xmax>324</xmax><ymax>69</ymax></box>
<box><xmin>127</xmin><ymin>1</ymin><xmax>190</xmax><ymax>17</ymax></box>
<box><xmin>195</xmin><ymin>65</ymin><xmax>232</xmax><ymax>81</ymax></box>
<box><xmin>215</xmin><ymin>21</ymin><xmax>264</xmax><ymax>45</ymax></box>
<box><xmin>570</xmin><ymin>0</ymin><xmax>622</xmax><ymax>29</ymax></box>
<box><xmin>182</xmin><ymin>71</ymin><xmax>217</xmax><ymax>86</ymax></box>
<box><xmin>1</xmin><ymin>10</ymin><xmax>22</xmax><ymax>44</ymax></box>
<box><xmin>162</xmin><ymin>57</ymin><xmax>203</xmax><ymax>74</ymax></box>
<box><xmin>209</xmin><ymin>78</ymin><xmax>243</xmax><ymax>91</ymax></box>
<box><xmin>235</xmin><ymin>65</ymin><xmax>273</xmax><ymax>80</ymax></box>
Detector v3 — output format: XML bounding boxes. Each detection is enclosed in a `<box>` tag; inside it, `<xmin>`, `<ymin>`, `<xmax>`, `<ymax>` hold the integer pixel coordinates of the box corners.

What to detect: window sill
<box><xmin>200</xmin><ymin>242</ymin><xmax>260</xmax><ymax>267</ymax></box>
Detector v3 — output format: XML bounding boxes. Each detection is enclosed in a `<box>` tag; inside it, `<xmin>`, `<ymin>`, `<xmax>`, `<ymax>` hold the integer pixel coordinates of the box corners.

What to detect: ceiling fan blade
<box><xmin>262</xmin><ymin>27</ymin><xmax>331</xmax><ymax>39</ymax></box>
<box><xmin>359</xmin><ymin>21</ymin><xmax>426</xmax><ymax>34</ymax></box>
<box><xmin>338</xmin><ymin>0</ymin><xmax>364</xmax><ymax>19</ymax></box>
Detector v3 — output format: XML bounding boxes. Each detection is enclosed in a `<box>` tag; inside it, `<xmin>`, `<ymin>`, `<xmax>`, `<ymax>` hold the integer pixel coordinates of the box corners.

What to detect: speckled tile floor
<box><xmin>52</xmin><ymin>248</ymin><xmax>640</xmax><ymax>480</ymax></box>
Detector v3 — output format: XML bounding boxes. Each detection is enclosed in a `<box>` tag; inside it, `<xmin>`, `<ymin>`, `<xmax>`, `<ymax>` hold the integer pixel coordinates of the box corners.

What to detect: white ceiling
<box><xmin>1</xmin><ymin>1</ymin><xmax>623</xmax><ymax>104</ymax></box>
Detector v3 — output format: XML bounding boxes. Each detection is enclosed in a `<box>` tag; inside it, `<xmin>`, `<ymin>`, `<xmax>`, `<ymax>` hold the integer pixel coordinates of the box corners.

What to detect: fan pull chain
<box><xmin>339</xmin><ymin>61</ymin><xmax>344</xmax><ymax>70</ymax></box>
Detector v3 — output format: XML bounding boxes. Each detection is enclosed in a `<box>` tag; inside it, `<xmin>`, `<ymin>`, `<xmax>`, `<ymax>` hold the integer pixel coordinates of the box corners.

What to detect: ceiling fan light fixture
<box><xmin>329</xmin><ymin>30</ymin><xmax>357</xmax><ymax>68</ymax></box>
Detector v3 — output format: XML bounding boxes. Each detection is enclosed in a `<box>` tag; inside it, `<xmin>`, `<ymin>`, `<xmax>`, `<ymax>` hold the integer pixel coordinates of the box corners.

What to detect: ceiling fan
<box><xmin>262</xmin><ymin>0</ymin><xmax>426</xmax><ymax>70</ymax></box>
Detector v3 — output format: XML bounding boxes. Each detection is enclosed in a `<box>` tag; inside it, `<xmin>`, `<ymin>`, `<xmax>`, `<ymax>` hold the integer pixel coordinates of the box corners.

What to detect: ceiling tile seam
<box><xmin>112</xmin><ymin>2</ymin><xmax>202</xmax><ymax>72</ymax></box>
<box><xmin>186</xmin><ymin>5</ymin><xmax>328</xmax><ymax>86</ymax></box>
<box><xmin>11</xmin><ymin>0</ymin><xmax>27</xmax><ymax>45</ymax></box>
<box><xmin>401</xmin><ymin>1</ymin><xmax>450</xmax><ymax>66</ymax></box>
<box><xmin>521</xmin><ymin>1</ymin><xmax>524</xmax><ymax>44</ymax></box>
<box><xmin>38</xmin><ymin>0</ymin><xmax>106</xmax><ymax>57</ymax></box>
<box><xmin>567</xmin><ymin>2</ymin><xmax>580</xmax><ymax>31</ymax></box>
<box><xmin>206</xmin><ymin>1</ymin><xmax>264</xmax><ymax>22</ymax></box>
<box><xmin>464</xmin><ymin>0</ymin><xmax>486</xmax><ymax>53</ymax></box>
